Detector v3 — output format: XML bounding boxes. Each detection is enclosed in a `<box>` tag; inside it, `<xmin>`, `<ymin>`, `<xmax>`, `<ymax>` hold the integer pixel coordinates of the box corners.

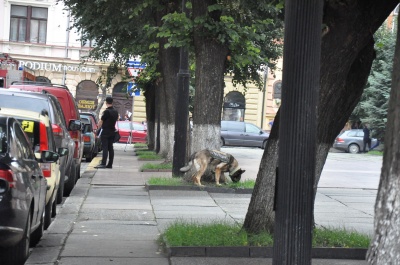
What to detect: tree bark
<box><xmin>156</xmin><ymin>1</ymin><xmax>180</xmax><ymax>160</ymax></box>
<box><xmin>144</xmin><ymin>84</ymin><xmax>156</xmax><ymax>150</ymax></box>
<box><xmin>191</xmin><ymin>0</ymin><xmax>229</xmax><ymax>154</ymax></box>
<box><xmin>243</xmin><ymin>0</ymin><xmax>398</xmax><ymax>234</ymax></box>
<box><xmin>367</xmin><ymin>15</ymin><xmax>400</xmax><ymax>264</ymax></box>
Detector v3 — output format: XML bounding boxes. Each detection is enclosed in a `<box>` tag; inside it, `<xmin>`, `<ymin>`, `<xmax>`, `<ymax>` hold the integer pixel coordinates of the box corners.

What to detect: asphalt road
<box><xmin>221</xmin><ymin>146</ymin><xmax>382</xmax><ymax>190</ymax></box>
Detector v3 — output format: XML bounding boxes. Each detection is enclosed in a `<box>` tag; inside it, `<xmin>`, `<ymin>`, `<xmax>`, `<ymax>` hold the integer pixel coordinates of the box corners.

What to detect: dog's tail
<box><xmin>180</xmin><ymin>161</ymin><xmax>193</xmax><ymax>172</ymax></box>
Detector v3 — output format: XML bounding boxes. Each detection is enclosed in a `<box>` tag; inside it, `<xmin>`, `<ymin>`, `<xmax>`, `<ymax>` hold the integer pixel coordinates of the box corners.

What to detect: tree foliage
<box><xmin>351</xmin><ymin>24</ymin><xmax>397</xmax><ymax>140</ymax></box>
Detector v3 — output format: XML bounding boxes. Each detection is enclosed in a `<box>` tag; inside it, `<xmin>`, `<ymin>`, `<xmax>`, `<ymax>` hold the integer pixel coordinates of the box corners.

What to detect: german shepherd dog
<box><xmin>180</xmin><ymin>149</ymin><xmax>245</xmax><ymax>186</ymax></box>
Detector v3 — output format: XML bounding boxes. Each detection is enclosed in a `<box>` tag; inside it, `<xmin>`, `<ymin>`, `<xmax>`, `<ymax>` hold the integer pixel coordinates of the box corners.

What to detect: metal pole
<box><xmin>172</xmin><ymin>0</ymin><xmax>190</xmax><ymax>176</ymax></box>
<box><xmin>273</xmin><ymin>0</ymin><xmax>323</xmax><ymax>264</ymax></box>
<box><xmin>260</xmin><ymin>65</ymin><xmax>268</xmax><ymax>129</ymax></box>
<box><xmin>62</xmin><ymin>10</ymin><xmax>70</xmax><ymax>86</ymax></box>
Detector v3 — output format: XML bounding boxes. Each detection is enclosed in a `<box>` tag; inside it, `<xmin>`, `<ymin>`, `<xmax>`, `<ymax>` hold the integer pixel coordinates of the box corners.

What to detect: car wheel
<box><xmin>51</xmin><ymin>198</ymin><xmax>57</xmax><ymax>218</ymax></box>
<box><xmin>57</xmin><ymin>169</ymin><xmax>65</xmax><ymax>204</ymax></box>
<box><xmin>64</xmin><ymin>164</ymin><xmax>76</xmax><ymax>196</ymax></box>
<box><xmin>220</xmin><ymin>138</ymin><xmax>225</xmax><ymax>147</ymax></box>
<box><xmin>31</xmin><ymin>202</ymin><xmax>45</xmax><ymax>247</ymax></box>
<box><xmin>348</xmin><ymin>144</ymin><xmax>360</xmax><ymax>154</ymax></box>
<box><xmin>44</xmin><ymin>198</ymin><xmax>53</xmax><ymax>229</ymax></box>
<box><xmin>262</xmin><ymin>140</ymin><xmax>268</xmax><ymax>149</ymax></box>
<box><xmin>3</xmin><ymin>211</ymin><xmax>31</xmax><ymax>265</ymax></box>
<box><xmin>85</xmin><ymin>154</ymin><xmax>93</xmax><ymax>162</ymax></box>
<box><xmin>76</xmin><ymin>163</ymin><xmax>81</xmax><ymax>181</ymax></box>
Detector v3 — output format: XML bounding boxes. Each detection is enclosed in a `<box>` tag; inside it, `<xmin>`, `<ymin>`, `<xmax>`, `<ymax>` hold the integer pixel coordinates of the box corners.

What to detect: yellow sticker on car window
<box><xmin>21</xmin><ymin>121</ymin><xmax>34</xmax><ymax>133</ymax></box>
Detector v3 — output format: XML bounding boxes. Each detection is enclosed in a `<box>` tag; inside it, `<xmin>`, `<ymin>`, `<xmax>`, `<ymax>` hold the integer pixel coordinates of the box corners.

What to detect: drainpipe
<box><xmin>62</xmin><ymin>10</ymin><xmax>71</xmax><ymax>86</ymax></box>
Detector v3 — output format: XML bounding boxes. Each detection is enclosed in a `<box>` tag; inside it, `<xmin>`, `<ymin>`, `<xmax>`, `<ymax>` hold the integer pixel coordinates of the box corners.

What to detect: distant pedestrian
<box><xmin>363</xmin><ymin>124</ymin><xmax>371</xmax><ymax>153</ymax></box>
<box><xmin>95</xmin><ymin>97</ymin><xmax>119</xmax><ymax>169</ymax></box>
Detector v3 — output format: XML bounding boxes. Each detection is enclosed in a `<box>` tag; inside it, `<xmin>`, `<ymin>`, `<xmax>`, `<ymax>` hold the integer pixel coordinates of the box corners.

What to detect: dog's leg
<box><xmin>193</xmin><ymin>159</ymin><xmax>205</xmax><ymax>186</ymax></box>
<box><xmin>215</xmin><ymin>163</ymin><xmax>227</xmax><ymax>186</ymax></box>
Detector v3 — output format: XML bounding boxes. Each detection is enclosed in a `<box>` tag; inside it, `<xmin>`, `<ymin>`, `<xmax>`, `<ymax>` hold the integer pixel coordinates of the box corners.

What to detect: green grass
<box><xmin>163</xmin><ymin>220</ymin><xmax>273</xmax><ymax>247</ymax></box>
<box><xmin>134</xmin><ymin>143</ymin><xmax>148</xmax><ymax>148</ymax></box>
<box><xmin>136</xmin><ymin>150</ymin><xmax>157</xmax><ymax>156</ymax></box>
<box><xmin>138</xmin><ymin>153</ymin><xmax>162</xmax><ymax>160</ymax></box>
<box><xmin>141</xmin><ymin>162</ymin><xmax>173</xmax><ymax>170</ymax></box>
<box><xmin>228</xmin><ymin>179</ymin><xmax>255</xmax><ymax>189</ymax></box>
<box><xmin>162</xmin><ymin>221</ymin><xmax>370</xmax><ymax>248</ymax></box>
<box><xmin>146</xmin><ymin>177</ymin><xmax>255</xmax><ymax>189</ymax></box>
<box><xmin>313</xmin><ymin>227</ymin><xmax>371</xmax><ymax>248</ymax></box>
<box><xmin>368</xmin><ymin>150</ymin><xmax>383</xmax><ymax>156</ymax></box>
<box><xmin>148</xmin><ymin>177</ymin><xmax>190</xmax><ymax>186</ymax></box>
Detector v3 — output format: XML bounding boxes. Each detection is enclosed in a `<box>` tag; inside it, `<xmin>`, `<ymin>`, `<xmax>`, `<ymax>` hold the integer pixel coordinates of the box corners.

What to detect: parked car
<box><xmin>0</xmin><ymin>89</ymin><xmax>76</xmax><ymax>200</ymax></box>
<box><xmin>0</xmin><ymin>116</ymin><xmax>59</xmax><ymax>265</ymax></box>
<box><xmin>0</xmin><ymin>108</ymin><xmax>68</xmax><ymax>229</ymax></box>
<box><xmin>333</xmin><ymin>129</ymin><xmax>378</xmax><ymax>154</ymax></box>
<box><xmin>9</xmin><ymin>82</ymin><xmax>83</xmax><ymax>195</ymax></box>
<box><xmin>80</xmin><ymin>115</ymin><xmax>97</xmax><ymax>162</ymax></box>
<box><xmin>115</xmin><ymin>121</ymin><xmax>147</xmax><ymax>144</ymax></box>
<box><xmin>220</xmin><ymin>121</ymin><xmax>269</xmax><ymax>149</ymax></box>
<box><xmin>80</xmin><ymin>112</ymin><xmax>101</xmax><ymax>153</ymax></box>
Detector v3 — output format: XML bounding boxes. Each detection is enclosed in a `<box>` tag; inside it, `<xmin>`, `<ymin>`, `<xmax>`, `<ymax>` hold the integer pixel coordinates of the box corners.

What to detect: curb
<box><xmin>168</xmin><ymin>246</ymin><xmax>367</xmax><ymax>260</ymax></box>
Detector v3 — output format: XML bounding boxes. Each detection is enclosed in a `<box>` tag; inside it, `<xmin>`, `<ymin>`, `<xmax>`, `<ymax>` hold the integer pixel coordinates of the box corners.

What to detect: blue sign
<box><xmin>126</xmin><ymin>60</ymin><xmax>146</xmax><ymax>69</ymax></box>
<box><xmin>127</xmin><ymin>82</ymin><xmax>140</xmax><ymax>96</ymax></box>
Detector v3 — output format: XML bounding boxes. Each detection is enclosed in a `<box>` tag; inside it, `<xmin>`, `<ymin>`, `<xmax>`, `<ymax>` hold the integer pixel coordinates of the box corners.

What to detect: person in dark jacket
<box><xmin>95</xmin><ymin>97</ymin><xmax>119</xmax><ymax>168</ymax></box>
<box><xmin>363</xmin><ymin>123</ymin><xmax>371</xmax><ymax>153</ymax></box>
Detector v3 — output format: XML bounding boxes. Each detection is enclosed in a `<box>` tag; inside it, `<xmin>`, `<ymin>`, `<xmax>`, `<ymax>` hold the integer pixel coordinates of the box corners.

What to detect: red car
<box><xmin>115</xmin><ymin>121</ymin><xmax>147</xmax><ymax>143</ymax></box>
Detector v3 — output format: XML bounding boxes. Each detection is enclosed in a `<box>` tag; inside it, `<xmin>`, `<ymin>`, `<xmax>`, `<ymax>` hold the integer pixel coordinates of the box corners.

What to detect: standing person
<box><xmin>363</xmin><ymin>123</ymin><xmax>371</xmax><ymax>153</ymax></box>
<box><xmin>95</xmin><ymin>97</ymin><xmax>119</xmax><ymax>168</ymax></box>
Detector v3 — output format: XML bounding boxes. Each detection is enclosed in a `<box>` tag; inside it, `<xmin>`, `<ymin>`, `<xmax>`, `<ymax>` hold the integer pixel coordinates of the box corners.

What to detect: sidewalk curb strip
<box><xmin>168</xmin><ymin>246</ymin><xmax>367</xmax><ymax>259</ymax></box>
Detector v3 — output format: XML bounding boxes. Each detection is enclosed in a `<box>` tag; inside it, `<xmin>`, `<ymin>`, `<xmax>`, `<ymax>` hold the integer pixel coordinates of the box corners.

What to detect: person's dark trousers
<box><xmin>363</xmin><ymin>138</ymin><xmax>371</xmax><ymax>152</ymax></box>
<box><xmin>101</xmin><ymin>135</ymin><xmax>114</xmax><ymax>166</ymax></box>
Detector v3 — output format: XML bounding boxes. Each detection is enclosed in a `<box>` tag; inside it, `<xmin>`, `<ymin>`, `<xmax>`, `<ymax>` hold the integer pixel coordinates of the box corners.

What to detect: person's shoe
<box><xmin>95</xmin><ymin>164</ymin><xmax>107</xmax><ymax>169</ymax></box>
<box><xmin>106</xmin><ymin>165</ymin><xmax>112</xmax><ymax>169</ymax></box>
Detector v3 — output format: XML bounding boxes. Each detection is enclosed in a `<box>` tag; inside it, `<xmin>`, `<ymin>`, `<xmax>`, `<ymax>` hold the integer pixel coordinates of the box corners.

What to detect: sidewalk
<box><xmin>26</xmin><ymin>144</ymin><xmax>369</xmax><ymax>265</ymax></box>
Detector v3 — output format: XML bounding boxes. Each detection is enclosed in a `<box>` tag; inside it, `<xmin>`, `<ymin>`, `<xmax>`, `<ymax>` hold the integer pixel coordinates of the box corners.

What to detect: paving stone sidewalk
<box><xmin>26</xmin><ymin>144</ymin><xmax>369</xmax><ymax>265</ymax></box>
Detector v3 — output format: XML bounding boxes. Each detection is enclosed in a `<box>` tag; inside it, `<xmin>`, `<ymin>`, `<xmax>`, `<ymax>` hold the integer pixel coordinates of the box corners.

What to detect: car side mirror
<box><xmin>68</xmin><ymin>120</ymin><xmax>82</xmax><ymax>131</ymax></box>
<box><xmin>82</xmin><ymin>124</ymin><xmax>91</xmax><ymax>133</ymax></box>
<box><xmin>39</xmin><ymin>150</ymin><xmax>59</xmax><ymax>163</ymax></box>
<box><xmin>58</xmin><ymin>147</ymin><xmax>69</xmax><ymax>157</ymax></box>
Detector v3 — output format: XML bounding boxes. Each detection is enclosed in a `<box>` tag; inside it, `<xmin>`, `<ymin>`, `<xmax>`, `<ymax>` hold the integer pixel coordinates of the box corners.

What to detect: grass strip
<box><xmin>136</xmin><ymin>150</ymin><xmax>157</xmax><ymax>155</ymax></box>
<box><xmin>162</xmin><ymin>221</ymin><xmax>370</xmax><ymax>248</ymax></box>
<box><xmin>148</xmin><ymin>177</ymin><xmax>189</xmax><ymax>186</ymax></box>
<box><xmin>134</xmin><ymin>143</ymin><xmax>148</xmax><ymax>148</ymax></box>
<box><xmin>146</xmin><ymin>177</ymin><xmax>255</xmax><ymax>189</ymax></box>
<box><xmin>141</xmin><ymin>162</ymin><xmax>173</xmax><ymax>170</ymax></box>
<box><xmin>138</xmin><ymin>153</ymin><xmax>162</xmax><ymax>160</ymax></box>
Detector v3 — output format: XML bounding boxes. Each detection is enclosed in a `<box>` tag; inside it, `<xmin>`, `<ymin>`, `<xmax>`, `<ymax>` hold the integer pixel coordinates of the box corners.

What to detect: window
<box><xmin>10</xmin><ymin>5</ymin><xmax>48</xmax><ymax>44</ymax></box>
<box><xmin>273</xmin><ymin>81</ymin><xmax>282</xmax><ymax>99</ymax></box>
<box><xmin>81</xmin><ymin>39</ymin><xmax>97</xmax><ymax>48</ymax></box>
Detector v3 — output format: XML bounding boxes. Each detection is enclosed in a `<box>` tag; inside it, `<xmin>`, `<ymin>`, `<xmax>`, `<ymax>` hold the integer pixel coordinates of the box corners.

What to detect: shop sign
<box><xmin>77</xmin><ymin>99</ymin><xmax>97</xmax><ymax>110</ymax></box>
<box><xmin>18</xmin><ymin>60</ymin><xmax>97</xmax><ymax>73</ymax></box>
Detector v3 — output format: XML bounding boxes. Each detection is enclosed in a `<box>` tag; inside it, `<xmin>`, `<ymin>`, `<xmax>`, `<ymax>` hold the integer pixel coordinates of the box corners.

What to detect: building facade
<box><xmin>0</xmin><ymin>0</ymin><xmax>280</xmax><ymax>128</ymax></box>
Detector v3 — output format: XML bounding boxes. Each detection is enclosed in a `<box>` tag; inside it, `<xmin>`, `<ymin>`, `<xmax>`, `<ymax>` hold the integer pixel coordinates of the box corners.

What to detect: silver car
<box><xmin>221</xmin><ymin>121</ymin><xmax>269</xmax><ymax>149</ymax></box>
<box><xmin>333</xmin><ymin>129</ymin><xmax>378</xmax><ymax>154</ymax></box>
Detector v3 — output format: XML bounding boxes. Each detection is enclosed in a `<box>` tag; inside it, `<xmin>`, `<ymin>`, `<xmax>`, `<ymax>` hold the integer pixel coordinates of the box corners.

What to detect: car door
<box><xmin>221</xmin><ymin>121</ymin><xmax>244</xmax><ymax>146</ymax></box>
<box><xmin>11</xmin><ymin>121</ymin><xmax>46</xmax><ymax>225</ymax></box>
<box><xmin>131</xmin><ymin>122</ymin><xmax>147</xmax><ymax>142</ymax></box>
<box><xmin>243</xmin><ymin>123</ymin><xmax>265</xmax><ymax>147</ymax></box>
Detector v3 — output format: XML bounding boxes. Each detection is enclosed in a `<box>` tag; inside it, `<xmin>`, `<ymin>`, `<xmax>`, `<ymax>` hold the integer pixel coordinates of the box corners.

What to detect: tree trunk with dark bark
<box><xmin>144</xmin><ymin>84</ymin><xmax>156</xmax><ymax>150</ymax></box>
<box><xmin>191</xmin><ymin>0</ymin><xmax>229</xmax><ymax>154</ymax></box>
<box><xmin>367</xmin><ymin>15</ymin><xmax>400</xmax><ymax>264</ymax></box>
<box><xmin>156</xmin><ymin>1</ymin><xmax>180</xmax><ymax>160</ymax></box>
<box><xmin>243</xmin><ymin>0</ymin><xmax>398</xmax><ymax>234</ymax></box>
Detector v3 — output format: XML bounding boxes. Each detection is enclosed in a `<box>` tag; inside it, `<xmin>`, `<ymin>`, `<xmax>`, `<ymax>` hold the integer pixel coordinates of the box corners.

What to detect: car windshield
<box><xmin>118</xmin><ymin>122</ymin><xmax>145</xmax><ymax>131</ymax></box>
<box><xmin>0</xmin><ymin>95</ymin><xmax>51</xmax><ymax>119</ymax></box>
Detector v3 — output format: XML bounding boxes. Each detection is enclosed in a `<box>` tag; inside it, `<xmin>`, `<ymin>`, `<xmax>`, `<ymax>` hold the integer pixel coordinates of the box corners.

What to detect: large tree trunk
<box><xmin>367</xmin><ymin>15</ymin><xmax>400</xmax><ymax>264</ymax></box>
<box><xmin>156</xmin><ymin>1</ymin><xmax>180</xmax><ymax>160</ymax></box>
<box><xmin>144</xmin><ymin>84</ymin><xmax>156</xmax><ymax>150</ymax></box>
<box><xmin>191</xmin><ymin>0</ymin><xmax>229</xmax><ymax>153</ymax></box>
<box><xmin>243</xmin><ymin>0</ymin><xmax>398</xmax><ymax>234</ymax></box>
